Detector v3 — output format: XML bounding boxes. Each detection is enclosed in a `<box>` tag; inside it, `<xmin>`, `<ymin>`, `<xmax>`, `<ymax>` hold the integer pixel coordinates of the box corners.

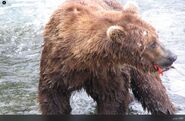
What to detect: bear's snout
<box><xmin>157</xmin><ymin>49</ymin><xmax>177</xmax><ymax>68</ymax></box>
<box><xmin>167</xmin><ymin>53</ymin><xmax>177</xmax><ymax>63</ymax></box>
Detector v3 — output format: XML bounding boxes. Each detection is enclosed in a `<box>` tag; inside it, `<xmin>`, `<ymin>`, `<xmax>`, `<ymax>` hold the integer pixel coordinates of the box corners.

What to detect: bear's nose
<box><xmin>168</xmin><ymin>54</ymin><xmax>177</xmax><ymax>62</ymax></box>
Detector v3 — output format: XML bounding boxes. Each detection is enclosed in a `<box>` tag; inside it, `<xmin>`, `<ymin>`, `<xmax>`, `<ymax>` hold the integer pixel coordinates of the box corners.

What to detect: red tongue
<box><xmin>154</xmin><ymin>65</ymin><xmax>163</xmax><ymax>76</ymax></box>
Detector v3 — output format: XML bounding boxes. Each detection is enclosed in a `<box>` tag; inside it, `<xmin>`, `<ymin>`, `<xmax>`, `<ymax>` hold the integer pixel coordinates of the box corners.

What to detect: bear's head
<box><xmin>106</xmin><ymin>2</ymin><xmax>177</xmax><ymax>73</ymax></box>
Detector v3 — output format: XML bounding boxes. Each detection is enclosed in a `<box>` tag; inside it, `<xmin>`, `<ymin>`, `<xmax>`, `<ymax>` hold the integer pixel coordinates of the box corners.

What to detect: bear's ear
<box><xmin>124</xmin><ymin>1</ymin><xmax>139</xmax><ymax>14</ymax></box>
<box><xmin>107</xmin><ymin>25</ymin><xmax>127</xmax><ymax>43</ymax></box>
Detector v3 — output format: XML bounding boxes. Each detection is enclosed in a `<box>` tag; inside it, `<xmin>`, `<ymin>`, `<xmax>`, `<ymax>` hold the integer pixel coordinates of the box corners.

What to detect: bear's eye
<box><xmin>150</xmin><ymin>42</ymin><xmax>157</xmax><ymax>49</ymax></box>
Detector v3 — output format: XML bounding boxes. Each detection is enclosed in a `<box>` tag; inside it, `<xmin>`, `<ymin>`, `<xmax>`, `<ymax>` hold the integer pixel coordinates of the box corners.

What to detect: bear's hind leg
<box><xmin>38</xmin><ymin>83</ymin><xmax>72</xmax><ymax>115</ymax></box>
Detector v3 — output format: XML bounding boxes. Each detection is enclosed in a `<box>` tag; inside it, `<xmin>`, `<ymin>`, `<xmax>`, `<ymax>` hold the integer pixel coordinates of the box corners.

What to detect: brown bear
<box><xmin>39</xmin><ymin>0</ymin><xmax>177</xmax><ymax>114</ymax></box>
<box><xmin>65</xmin><ymin>0</ymin><xmax>177</xmax><ymax>115</ymax></box>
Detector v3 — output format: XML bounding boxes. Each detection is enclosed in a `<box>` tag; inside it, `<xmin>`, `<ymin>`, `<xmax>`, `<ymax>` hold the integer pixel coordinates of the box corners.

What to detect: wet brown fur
<box><xmin>39</xmin><ymin>0</ymin><xmax>175</xmax><ymax>115</ymax></box>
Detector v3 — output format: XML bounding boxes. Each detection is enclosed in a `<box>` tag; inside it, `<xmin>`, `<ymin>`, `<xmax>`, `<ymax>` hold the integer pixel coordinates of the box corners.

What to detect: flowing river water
<box><xmin>0</xmin><ymin>0</ymin><xmax>185</xmax><ymax>114</ymax></box>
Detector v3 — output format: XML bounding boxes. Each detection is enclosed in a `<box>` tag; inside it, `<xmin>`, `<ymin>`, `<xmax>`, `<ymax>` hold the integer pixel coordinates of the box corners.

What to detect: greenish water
<box><xmin>0</xmin><ymin>0</ymin><xmax>185</xmax><ymax>114</ymax></box>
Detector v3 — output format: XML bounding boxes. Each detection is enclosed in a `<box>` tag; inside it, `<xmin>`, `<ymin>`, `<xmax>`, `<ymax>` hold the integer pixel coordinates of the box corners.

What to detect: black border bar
<box><xmin>0</xmin><ymin>115</ymin><xmax>185</xmax><ymax>121</ymax></box>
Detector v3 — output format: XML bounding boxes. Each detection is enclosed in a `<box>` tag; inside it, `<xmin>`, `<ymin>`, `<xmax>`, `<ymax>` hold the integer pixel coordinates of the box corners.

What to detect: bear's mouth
<box><xmin>153</xmin><ymin>64</ymin><xmax>175</xmax><ymax>76</ymax></box>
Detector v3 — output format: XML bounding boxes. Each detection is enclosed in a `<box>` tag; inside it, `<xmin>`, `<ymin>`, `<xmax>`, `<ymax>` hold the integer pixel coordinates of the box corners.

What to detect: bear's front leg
<box><xmin>129</xmin><ymin>68</ymin><xmax>175</xmax><ymax>115</ymax></box>
<box><xmin>96</xmin><ymin>91</ymin><xmax>130</xmax><ymax>115</ymax></box>
<box><xmin>84</xmin><ymin>71</ymin><xmax>130</xmax><ymax>115</ymax></box>
<box><xmin>38</xmin><ymin>82</ymin><xmax>72</xmax><ymax>115</ymax></box>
